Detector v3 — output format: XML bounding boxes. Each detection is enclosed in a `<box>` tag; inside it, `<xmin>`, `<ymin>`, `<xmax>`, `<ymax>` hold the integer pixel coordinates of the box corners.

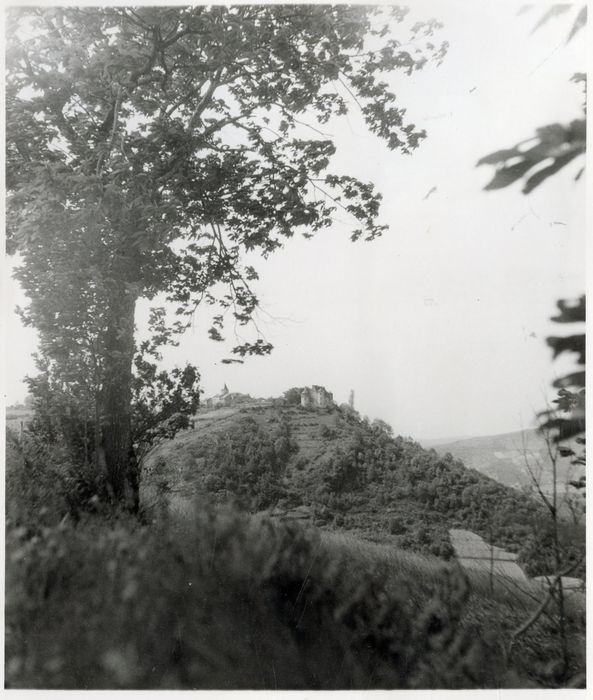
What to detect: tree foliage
<box><xmin>538</xmin><ymin>296</ymin><xmax>585</xmax><ymax>444</ymax></box>
<box><xmin>283</xmin><ymin>387</ymin><xmax>305</xmax><ymax>405</ymax></box>
<box><xmin>477</xmin><ymin>117</ymin><xmax>585</xmax><ymax>194</ymax></box>
<box><xmin>478</xmin><ymin>6</ymin><xmax>586</xmax><ymax>194</ymax></box>
<box><xmin>6</xmin><ymin>6</ymin><xmax>446</xmax><ymax>501</ymax></box>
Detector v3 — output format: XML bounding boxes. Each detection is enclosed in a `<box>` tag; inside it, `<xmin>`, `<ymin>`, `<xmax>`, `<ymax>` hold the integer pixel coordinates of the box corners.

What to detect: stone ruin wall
<box><xmin>300</xmin><ymin>385</ymin><xmax>334</xmax><ymax>409</ymax></box>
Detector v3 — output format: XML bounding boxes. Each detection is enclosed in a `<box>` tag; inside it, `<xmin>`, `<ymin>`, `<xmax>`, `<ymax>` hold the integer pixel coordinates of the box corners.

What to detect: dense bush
<box><xmin>6</xmin><ymin>417</ymin><xmax>584</xmax><ymax>689</ymax></box>
<box><xmin>517</xmin><ymin>517</ymin><xmax>586</xmax><ymax>579</ymax></box>
<box><xmin>6</xmin><ymin>429</ymin><xmax>108</xmax><ymax>529</ymax></box>
<box><xmin>283</xmin><ymin>387</ymin><xmax>305</xmax><ymax>405</ymax></box>
<box><xmin>200</xmin><ymin>417</ymin><xmax>298</xmax><ymax>510</ymax></box>
<box><xmin>310</xmin><ymin>419</ymin><xmax>551</xmax><ymax>561</ymax></box>
<box><xmin>143</xmin><ymin>402</ymin><xmax>577</xmax><ymax>572</ymax></box>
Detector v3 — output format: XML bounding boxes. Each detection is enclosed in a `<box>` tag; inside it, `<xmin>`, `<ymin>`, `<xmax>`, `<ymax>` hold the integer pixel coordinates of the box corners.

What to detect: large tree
<box><xmin>6</xmin><ymin>6</ymin><xmax>446</xmax><ymax>504</ymax></box>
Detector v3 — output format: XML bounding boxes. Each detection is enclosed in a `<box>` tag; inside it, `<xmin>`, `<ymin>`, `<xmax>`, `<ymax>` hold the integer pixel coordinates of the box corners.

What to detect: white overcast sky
<box><xmin>2</xmin><ymin>1</ymin><xmax>587</xmax><ymax>441</ymax></box>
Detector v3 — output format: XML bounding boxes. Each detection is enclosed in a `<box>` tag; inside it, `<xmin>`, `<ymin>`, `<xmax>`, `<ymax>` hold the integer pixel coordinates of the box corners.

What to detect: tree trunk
<box><xmin>101</xmin><ymin>284</ymin><xmax>138</xmax><ymax>509</ymax></box>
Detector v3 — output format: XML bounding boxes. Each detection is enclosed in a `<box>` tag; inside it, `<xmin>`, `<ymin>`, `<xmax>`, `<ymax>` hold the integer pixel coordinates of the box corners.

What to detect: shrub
<box><xmin>318</xmin><ymin>424</ymin><xmax>337</xmax><ymax>439</ymax></box>
<box><xmin>6</xmin><ymin>430</ymin><xmax>108</xmax><ymax>529</ymax></box>
<box><xmin>389</xmin><ymin>516</ymin><xmax>406</xmax><ymax>535</ymax></box>
<box><xmin>294</xmin><ymin>456</ymin><xmax>309</xmax><ymax>470</ymax></box>
<box><xmin>283</xmin><ymin>387</ymin><xmax>304</xmax><ymax>405</ymax></box>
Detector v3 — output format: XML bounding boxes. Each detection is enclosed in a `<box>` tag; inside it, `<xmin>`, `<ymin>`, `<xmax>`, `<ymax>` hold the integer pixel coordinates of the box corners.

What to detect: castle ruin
<box><xmin>300</xmin><ymin>385</ymin><xmax>334</xmax><ymax>409</ymax></box>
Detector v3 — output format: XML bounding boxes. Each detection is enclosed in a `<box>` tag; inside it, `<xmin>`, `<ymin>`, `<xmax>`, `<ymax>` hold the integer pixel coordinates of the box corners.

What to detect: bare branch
<box><xmin>520</xmin><ymin>429</ymin><xmax>554</xmax><ymax>515</ymax></box>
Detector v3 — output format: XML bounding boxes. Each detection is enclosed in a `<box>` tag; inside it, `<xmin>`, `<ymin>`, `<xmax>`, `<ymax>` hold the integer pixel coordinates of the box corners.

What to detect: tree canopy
<box><xmin>6</xmin><ymin>5</ymin><xmax>446</xmax><ymax>503</ymax></box>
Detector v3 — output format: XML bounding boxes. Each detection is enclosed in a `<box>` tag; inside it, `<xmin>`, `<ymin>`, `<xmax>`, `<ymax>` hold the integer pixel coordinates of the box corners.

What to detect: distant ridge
<box><xmin>418</xmin><ymin>435</ymin><xmax>473</xmax><ymax>447</ymax></box>
<box><xmin>424</xmin><ymin>429</ymin><xmax>583</xmax><ymax>492</ymax></box>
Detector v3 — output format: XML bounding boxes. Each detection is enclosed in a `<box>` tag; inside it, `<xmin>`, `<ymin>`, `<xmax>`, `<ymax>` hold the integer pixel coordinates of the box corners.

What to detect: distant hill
<box><xmin>419</xmin><ymin>435</ymin><xmax>473</xmax><ymax>448</ymax></box>
<box><xmin>140</xmin><ymin>393</ymin><xmax>563</xmax><ymax>566</ymax></box>
<box><xmin>423</xmin><ymin>429</ymin><xmax>583</xmax><ymax>494</ymax></box>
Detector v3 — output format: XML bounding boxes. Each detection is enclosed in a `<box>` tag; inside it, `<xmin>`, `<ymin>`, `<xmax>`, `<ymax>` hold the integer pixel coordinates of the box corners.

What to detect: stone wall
<box><xmin>300</xmin><ymin>385</ymin><xmax>333</xmax><ymax>409</ymax></box>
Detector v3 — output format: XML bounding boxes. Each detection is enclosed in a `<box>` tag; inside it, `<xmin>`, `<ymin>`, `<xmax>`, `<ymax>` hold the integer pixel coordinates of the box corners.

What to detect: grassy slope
<box><xmin>5</xmin><ymin>504</ymin><xmax>584</xmax><ymax>689</ymax></box>
<box><xmin>321</xmin><ymin>528</ymin><xmax>585</xmax><ymax>680</ymax></box>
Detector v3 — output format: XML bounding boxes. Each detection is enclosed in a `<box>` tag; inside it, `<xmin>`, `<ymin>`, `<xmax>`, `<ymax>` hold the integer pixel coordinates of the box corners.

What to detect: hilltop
<box><xmin>140</xmin><ymin>388</ymin><xmax>563</xmax><ymax>564</ymax></box>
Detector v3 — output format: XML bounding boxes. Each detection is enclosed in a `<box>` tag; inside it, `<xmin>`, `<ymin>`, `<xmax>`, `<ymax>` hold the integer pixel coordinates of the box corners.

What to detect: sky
<box><xmin>2</xmin><ymin>1</ymin><xmax>587</xmax><ymax>441</ymax></box>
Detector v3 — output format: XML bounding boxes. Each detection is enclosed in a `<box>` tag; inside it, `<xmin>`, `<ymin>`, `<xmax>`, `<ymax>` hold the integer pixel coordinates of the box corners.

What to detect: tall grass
<box><xmin>318</xmin><ymin>529</ymin><xmax>585</xmax><ymax>685</ymax></box>
<box><xmin>6</xmin><ymin>500</ymin><xmax>520</xmax><ymax>689</ymax></box>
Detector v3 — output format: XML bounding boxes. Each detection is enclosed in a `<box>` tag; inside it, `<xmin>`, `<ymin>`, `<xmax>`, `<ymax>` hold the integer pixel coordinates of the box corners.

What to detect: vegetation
<box><xmin>6</xmin><ymin>6</ymin><xmax>446</xmax><ymax>503</ymax></box>
<box><xmin>24</xmin><ymin>311</ymin><xmax>201</xmax><ymax>509</ymax></box>
<box><xmin>7</xmin><ymin>395</ymin><xmax>586</xmax><ymax>688</ymax></box>
<box><xmin>142</xmin><ymin>401</ymin><xmax>585</xmax><ymax>574</ymax></box>
<box><xmin>7</xmin><ymin>510</ymin><xmax>486</xmax><ymax>689</ymax></box>
<box><xmin>6</xmin><ymin>425</ymin><xmax>585</xmax><ymax>689</ymax></box>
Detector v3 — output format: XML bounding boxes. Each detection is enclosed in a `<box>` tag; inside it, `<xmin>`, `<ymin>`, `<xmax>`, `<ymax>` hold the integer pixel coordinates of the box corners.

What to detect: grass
<box><xmin>7</xmin><ymin>496</ymin><xmax>585</xmax><ymax>689</ymax></box>
<box><xmin>7</xmin><ymin>499</ymin><xmax>529</xmax><ymax>690</ymax></box>
<box><xmin>318</xmin><ymin>529</ymin><xmax>585</xmax><ymax>685</ymax></box>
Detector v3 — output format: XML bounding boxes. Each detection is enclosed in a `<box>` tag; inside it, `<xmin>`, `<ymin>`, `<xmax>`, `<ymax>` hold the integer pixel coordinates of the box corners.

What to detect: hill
<box><xmin>424</xmin><ymin>429</ymin><xmax>584</xmax><ymax>494</ymax></box>
<box><xmin>140</xmin><ymin>392</ymin><xmax>577</xmax><ymax>569</ymax></box>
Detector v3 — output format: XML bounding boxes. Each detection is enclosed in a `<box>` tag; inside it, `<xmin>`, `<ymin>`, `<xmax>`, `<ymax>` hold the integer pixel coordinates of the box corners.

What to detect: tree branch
<box><xmin>96</xmin><ymin>85</ymin><xmax>122</xmax><ymax>176</ymax></box>
<box><xmin>520</xmin><ymin>429</ymin><xmax>555</xmax><ymax>515</ymax></box>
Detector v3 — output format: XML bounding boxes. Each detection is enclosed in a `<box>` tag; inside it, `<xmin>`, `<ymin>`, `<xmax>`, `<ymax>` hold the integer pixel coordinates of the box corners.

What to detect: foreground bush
<box><xmin>5</xmin><ymin>429</ymin><xmax>108</xmax><ymax>529</ymax></box>
<box><xmin>6</xmin><ymin>504</ymin><xmax>514</xmax><ymax>689</ymax></box>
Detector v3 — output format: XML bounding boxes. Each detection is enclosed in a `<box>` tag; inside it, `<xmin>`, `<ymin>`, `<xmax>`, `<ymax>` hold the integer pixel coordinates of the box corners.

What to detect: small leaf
<box><xmin>531</xmin><ymin>5</ymin><xmax>571</xmax><ymax>34</ymax></box>
<box><xmin>567</xmin><ymin>6</ymin><xmax>587</xmax><ymax>42</ymax></box>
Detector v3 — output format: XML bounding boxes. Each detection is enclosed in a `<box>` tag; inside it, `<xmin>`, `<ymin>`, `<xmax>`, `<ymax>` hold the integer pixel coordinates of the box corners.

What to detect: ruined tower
<box><xmin>348</xmin><ymin>389</ymin><xmax>355</xmax><ymax>410</ymax></box>
<box><xmin>300</xmin><ymin>385</ymin><xmax>334</xmax><ymax>408</ymax></box>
